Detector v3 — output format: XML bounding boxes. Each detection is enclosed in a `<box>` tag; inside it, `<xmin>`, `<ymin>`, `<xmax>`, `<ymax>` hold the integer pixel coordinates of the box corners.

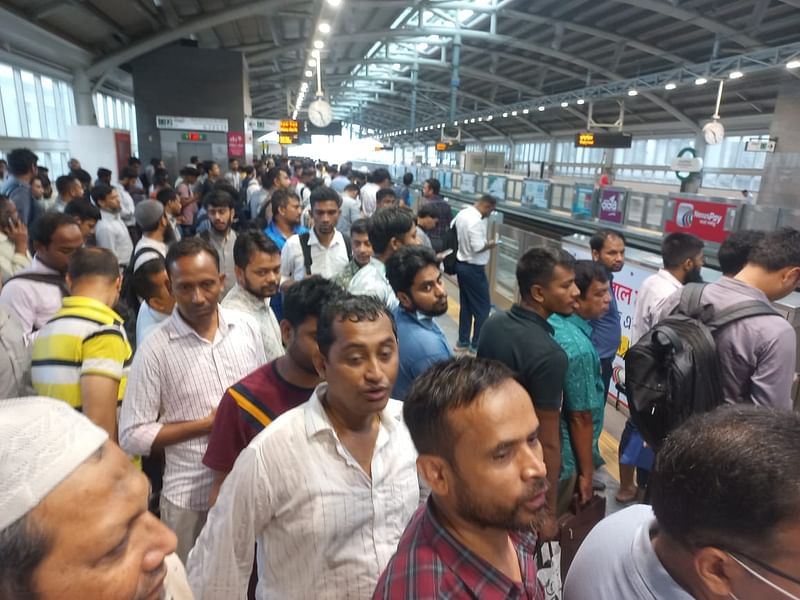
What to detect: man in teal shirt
<box><xmin>549</xmin><ymin>260</ymin><xmax>611</xmax><ymax>512</ymax></box>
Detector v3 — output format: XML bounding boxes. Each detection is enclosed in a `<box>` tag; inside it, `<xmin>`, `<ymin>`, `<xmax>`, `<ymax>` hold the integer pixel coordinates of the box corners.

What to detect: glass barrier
<box><xmin>741</xmin><ymin>205</ymin><xmax>780</xmax><ymax>231</ymax></box>
<box><xmin>777</xmin><ymin>207</ymin><xmax>800</xmax><ymax>230</ymax></box>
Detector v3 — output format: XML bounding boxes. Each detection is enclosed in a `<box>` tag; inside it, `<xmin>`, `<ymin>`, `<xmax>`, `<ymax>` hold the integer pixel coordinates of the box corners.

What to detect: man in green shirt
<box><xmin>549</xmin><ymin>260</ymin><xmax>611</xmax><ymax>513</ymax></box>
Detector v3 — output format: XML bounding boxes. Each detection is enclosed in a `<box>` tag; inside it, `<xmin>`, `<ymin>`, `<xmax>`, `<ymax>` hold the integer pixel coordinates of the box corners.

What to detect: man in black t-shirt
<box><xmin>477</xmin><ymin>247</ymin><xmax>579</xmax><ymax>540</ymax></box>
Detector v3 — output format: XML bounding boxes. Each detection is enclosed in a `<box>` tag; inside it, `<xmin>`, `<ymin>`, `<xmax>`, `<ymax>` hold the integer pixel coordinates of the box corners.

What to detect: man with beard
<box><xmin>374</xmin><ymin>356</ymin><xmax>548</xmax><ymax>599</ymax></box>
<box><xmin>385</xmin><ymin>245</ymin><xmax>452</xmax><ymax>400</ymax></box>
<box><xmin>205</xmin><ymin>276</ymin><xmax>343</xmax><ymax>504</ymax></box>
<box><xmin>120</xmin><ymin>237</ymin><xmax>265</xmax><ymax>562</ymax></box>
<box><xmin>630</xmin><ymin>233</ymin><xmax>704</xmax><ymax>344</ymax></box>
<box><xmin>222</xmin><ymin>230</ymin><xmax>284</xmax><ymax>362</ymax></box>
<box><xmin>333</xmin><ymin>218</ymin><xmax>372</xmax><ymax>290</ymax></box>
<box><xmin>92</xmin><ymin>185</ymin><xmax>133</xmax><ymax>268</ymax></box>
<box><xmin>199</xmin><ymin>189</ymin><xmax>237</xmax><ymax>295</ymax></box>
<box><xmin>477</xmin><ymin>248</ymin><xmax>579</xmax><ymax>540</ymax></box>
<box><xmin>187</xmin><ymin>295</ymin><xmax>420</xmax><ymax>599</ymax></box>
<box><xmin>617</xmin><ymin>233</ymin><xmax>703</xmax><ymax>503</ymax></box>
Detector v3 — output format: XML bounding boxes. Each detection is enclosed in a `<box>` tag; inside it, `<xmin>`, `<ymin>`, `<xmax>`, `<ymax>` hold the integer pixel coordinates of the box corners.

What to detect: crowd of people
<box><xmin>1</xmin><ymin>146</ymin><xmax>800</xmax><ymax>600</ymax></box>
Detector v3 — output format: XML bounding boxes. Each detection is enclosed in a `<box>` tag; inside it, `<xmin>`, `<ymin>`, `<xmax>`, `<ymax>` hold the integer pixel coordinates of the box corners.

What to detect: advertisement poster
<box><xmin>460</xmin><ymin>172</ymin><xmax>477</xmax><ymax>194</ymax></box>
<box><xmin>487</xmin><ymin>175</ymin><xmax>507</xmax><ymax>200</ymax></box>
<box><xmin>521</xmin><ymin>179</ymin><xmax>550</xmax><ymax>209</ymax></box>
<box><xmin>441</xmin><ymin>171</ymin><xmax>453</xmax><ymax>190</ymax></box>
<box><xmin>572</xmin><ymin>184</ymin><xmax>595</xmax><ymax>220</ymax></box>
<box><xmin>665</xmin><ymin>195</ymin><xmax>737</xmax><ymax>244</ymax></box>
<box><xmin>598</xmin><ymin>187</ymin><xmax>626</xmax><ymax>224</ymax></box>
<box><xmin>563</xmin><ymin>241</ymin><xmax>656</xmax><ymax>409</ymax></box>
<box><xmin>227</xmin><ymin>131</ymin><xmax>245</xmax><ymax>157</ymax></box>
<box><xmin>113</xmin><ymin>131</ymin><xmax>131</xmax><ymax>179</ymax></box>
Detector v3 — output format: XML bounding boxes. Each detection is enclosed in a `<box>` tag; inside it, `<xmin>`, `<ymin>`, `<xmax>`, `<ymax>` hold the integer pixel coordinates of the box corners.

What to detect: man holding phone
<box><xmin>0</xmin><ymin>195</ymin><xmax>31</xmax><ymax>282</ymax></box>
<box><xmin>451</xmin><ymin>193</ymin><xmax>498</xmax><ymax>354</ymax></box>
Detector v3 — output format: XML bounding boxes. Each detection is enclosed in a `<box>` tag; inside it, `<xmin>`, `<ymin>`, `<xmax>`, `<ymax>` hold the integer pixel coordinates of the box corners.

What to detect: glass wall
<box><xmin>93</xmin><ymin>92</ymin><xmax>138</xmax><ymax>157</ymax></box>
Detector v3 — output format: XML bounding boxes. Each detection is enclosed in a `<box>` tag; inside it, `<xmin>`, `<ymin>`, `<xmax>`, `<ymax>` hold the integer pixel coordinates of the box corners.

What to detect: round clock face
<box><xmin>308</xmin><ymin>99</ymin><xmax>333</xmax><ymax>127</ymax></box>
<box><xmin>702</xmin><ymin>120</ymin><xmax>725</xmax><ymax>145</ymax></box>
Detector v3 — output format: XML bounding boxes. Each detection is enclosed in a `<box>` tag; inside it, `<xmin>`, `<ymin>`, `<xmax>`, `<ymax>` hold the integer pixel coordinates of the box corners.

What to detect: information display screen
<box><xmin>575</xmin><ymin>131</ymin><xmax>633</xmax><ymax>148</ymax></box>
<box><xmin>521</xmin><ymin>179</ymin><xmax>550</xmax><ymax>209</ymax></box>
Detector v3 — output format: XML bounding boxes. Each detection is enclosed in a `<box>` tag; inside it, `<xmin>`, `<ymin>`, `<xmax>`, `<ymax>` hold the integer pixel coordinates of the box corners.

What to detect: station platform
<box><xmin>438</xmin><ymin>276</ymin><xmax>633</xmax><ymax>516</ymax></box>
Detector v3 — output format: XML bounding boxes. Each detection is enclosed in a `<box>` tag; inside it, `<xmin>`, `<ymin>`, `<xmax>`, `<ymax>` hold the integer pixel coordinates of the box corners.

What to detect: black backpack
<box><xmin>298</xmin><ymin>231</ymin><xmax>351</xmax><ymax>276</ymax></box>
<box><xmin>624</xmin><ymin>283</ymin><xmax>779</xmax><ymax>449</ymax></box>
<box><xmin>442</xmin><ymin>223</ymin><xmax>459</xmax><ymax>275</ymax></box>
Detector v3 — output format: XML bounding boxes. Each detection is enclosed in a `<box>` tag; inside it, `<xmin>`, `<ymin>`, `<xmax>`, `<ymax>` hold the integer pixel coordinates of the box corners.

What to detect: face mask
<box><xmin>728</xmin><ymin>553</ymin><xmax>800</xmax><ymax>600</ymax></box>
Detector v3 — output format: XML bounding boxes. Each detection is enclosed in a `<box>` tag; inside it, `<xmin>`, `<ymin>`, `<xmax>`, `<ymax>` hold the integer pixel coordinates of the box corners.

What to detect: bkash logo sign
<box><xmin>601</xmin><ymin>195</ymin><xmax>619</xmax><ymax>212</ymax></box>
<box><xmin>676</xmin><ymin>203</ymin><xmax>694</xmax><ymax>227</ymax></box>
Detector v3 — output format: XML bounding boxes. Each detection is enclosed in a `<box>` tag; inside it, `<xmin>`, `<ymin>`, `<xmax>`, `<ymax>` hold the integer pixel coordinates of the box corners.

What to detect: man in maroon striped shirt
<box><xmin>374</xmin><ymin>357</ymin><xmax>547</xmax><ymax>600</ymax></box>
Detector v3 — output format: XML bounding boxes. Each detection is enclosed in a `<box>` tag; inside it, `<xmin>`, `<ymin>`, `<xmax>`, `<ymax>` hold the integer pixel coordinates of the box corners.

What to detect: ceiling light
<box><xmin>788</xmin><ymin>60</ymin><xmax>800</xmax><ymax>69</ymax></box>
<box><xmin>416</xmin><ymin>43</ymin><xmax>428</xmax><ymax>52</ymax></box>
<box><xmin>664</xmin><ymin>82</ymin><xmax>677</xmax><ymax>90</ymax></box>
<box><xmin>326</xmin><ymin>0</ymin><xmax>342</xmax><ymax>6</ymax></box>
<box><xmin>313</xmin><ymin>40</ymin><xmax>324</xmax><ymax>49</ymax></box>
<box><xmin>392</xmin><ymin>63</ymin><xmax>402</xmax><ymax>70</ymax></box>
<box><xmin>502</xmin><ymin>112</ymin><xmax>508</xmax><ymax>117</ymax></box>
<box><xmin>486</xmin><ymin>115</ymin><xmax>493</xmax><ymax>121</ymax></box>
<box><xmin>576</xmin><ymin>98</ymin><xmax>585</xmax><ymax>105</ymax></box>
<box><xmin>478</xmin><ymin>116</ymin><xmax>483</xmax><ymax>121</ymax></box>
<box><xmin>318</xmin><ymin>23</ymin><xmax>331</xmax><ymax>34</ymax></box>
<box><xmin>627</xmin><ymin>89</ymin><xmax>638</xmax><ymax>96</ymax></box>
<box><xmin>454</xmin><ymin>120</ymin><xmax>458</xmax><ymax>125</ymax></box>
<box><xmin>301</xmin><ymin>82</ymin><xmax>309</xmax><ymax>90</ymax></box>
<box><xmin>522</xmin><ymin>108</ymin><xmax>529</xmax><ymax>114</ymax></box>
<box><xmin>538</xmin><ymin>105</ymin><xmax>545</xmax><ymax>111</ymax></box>
<box><xmin>311</xmin><ymin>49</ymin><xmax>320</xmax><ymax>58</ymax></box>
<box><xmin>695</xmin><ymin>77</ymin><xmax>708</xmax><ymax>85</ymax></box>
<box><xmin>560</xmin><ymin>101</ymin><xmax>568</xmax><ymax>108</ymax></box>
<box><xmin>307</xmin><ymin>59</ymin><xmax>316</xmax><ymax>67</ymax></box>
<box><xmin>511</xmin><ymin>110</ymin><xmax>518</xmax><ymax>116</ymax></box>
<box><xmin>304</xmin><ymin>70</ymin><xmax>313</xmax><ymax>77</ymax></box>
<box><xmin>729</xmin><ymin>70</ymin><xmax>743</xmax><ymax>79</ymax></box>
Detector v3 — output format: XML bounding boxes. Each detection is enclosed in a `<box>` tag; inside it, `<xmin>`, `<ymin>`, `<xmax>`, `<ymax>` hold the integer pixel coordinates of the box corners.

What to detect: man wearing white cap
<box><xmin>0</xmin><ymin>396</ymin><xmax>192</xmax><ymax>599</ymax></box>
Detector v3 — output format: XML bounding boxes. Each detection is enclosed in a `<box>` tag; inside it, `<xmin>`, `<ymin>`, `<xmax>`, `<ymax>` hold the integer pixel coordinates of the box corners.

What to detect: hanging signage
<box><xmin>279</xmin><ymin>120</ymin><xmax>299</xmax><ymax>134</ymax></box>
<box><xmin>521</xmin><ymin>179</ymin><xmax>550</xmax><ymax>209</ymax></box>
<box><xmin>745</xmin><ymin>138</ymin><xmax>776</xmax><ymax>152</ymax></box>
<box><xmin>181</xmin><ymin>132</ymin><xmax>207</xmax><ymax>142</ymax></box>
<box><xmin>575</xmin><ymin>131</ymin><xmax>633</xmax><ymax>148</ymax></box>
<box><xmin>665</xmin><ymin>195</ymin><xmax>738</xmax><ymax>244</ymax></box>
<box><xmin>278</xmin><ymin>134</ymin><xmax>295</xmax><ymax>145</ymax></box>
<box><xmin>227</xmin><ymin>131</ymin><xmax>245</xmax><ymax>157</ymax></box>
<box><xmin>572</xmin><ymin>184</ymin><xmax>595</xmax><ymax>220</ymax></box>
<box><xmin>247</xmin><ymin>118</ymin><xmax>280</xmax><ymax>131</ymax></box>
<box><xmin>670</xmin><ymin>155</ymin><xmax>703</xmax><ymax>172</ymax></box>
<box><xmin>598</xmin><ymin>187</ymin><xmax>628</xmax><ymax>224</ymax></box>
<box><xmin>156</xmin><ymin>115</ymin><xmax>228</xmax><ymax>132</ymax></box>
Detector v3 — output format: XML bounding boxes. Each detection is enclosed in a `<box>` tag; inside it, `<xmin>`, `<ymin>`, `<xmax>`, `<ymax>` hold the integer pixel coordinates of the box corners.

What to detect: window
<box><xmin>40</xmin><ymin>77</ymin><xmax>59</xmax><ymax>139</ymax></box>
<box><xmin>0</xmin><ymin>64</ymin><xmax>21</xmax><ymax>137</ymax></box>
<box><xmin>20</xmin><ymin>71</ymin><xmax>42</xmax><ymax>138</ymax></box>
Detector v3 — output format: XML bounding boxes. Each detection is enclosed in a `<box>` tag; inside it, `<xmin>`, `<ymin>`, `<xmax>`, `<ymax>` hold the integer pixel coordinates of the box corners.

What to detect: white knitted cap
<box><xmin>0</xmin><ymin>396</ymin><xmax>108</xmax><ymax>531</ymax></box>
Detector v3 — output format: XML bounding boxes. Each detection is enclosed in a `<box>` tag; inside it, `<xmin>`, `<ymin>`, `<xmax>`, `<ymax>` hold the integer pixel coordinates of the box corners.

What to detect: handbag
<box><xmin>535</xmin><ymin>541</ymin><xmax>562</xmax><ymax>600</ymax></box>
<box><xmin>558</xmin><ymin>494</ymin><xmax>606</xmax><ymax>582</ymax></box>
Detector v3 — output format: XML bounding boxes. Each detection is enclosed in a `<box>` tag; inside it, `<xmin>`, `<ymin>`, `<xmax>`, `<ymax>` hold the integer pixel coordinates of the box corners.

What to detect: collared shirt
<box><xmin>1</xmin><ymin>176</ymin><xmax>36</xmax><ymax>225</ymax></box>
<box><xmin>31</xmin><ymin>296</ymin><xmax>132</xmax><ymax>410</ymax></box>
<box><xmin>333</xmin><ymin>259</ymin><xmax>364</xmax><ymax>291</ymax></box>
<box><xmin>202</xmin><ymin>360</ymin><xmax>315</xmax><ymax>473</ymax></box>
<box><xmin>265</xmin><ymin>220</ymin><xmax>307</xmax><ymax>252</ymax></box>
<box><xmin>0</xmin><ymin>306</ymin><xmax>33</xmax><ymax>399</ymax></box>
<box><xmin>631</xmin><ymin>269</ymin><xmax>683</xmax><ymax>344</ymax></box>
<box><xmin>338</xmin><ymin>195</ymin><xmax>362</xmax><ymax>237</ymax></box>
<box><xmin>186</xmin><ymin>384</ymin><xmax>421</xmax><ymax>599</ymax></box>
<box><xmin>373</xmin><ymin>497</ymin><xmax>544</xmax><ymax>600</ymax></box>
<box><xmin>392</xmin><ymin>307</ymin><xmax>453</xmax><ymax>400</ymax></box>
<box><xmin>201</xmin><ymin>228</ymin><xmax>237</xmax><ymax>295</ymax></box>
<box><xmin>549</xmin><ymin>314</ymin><xmax>605</xmax><ymax>477</ymax></box>
<box><xmin>564</xmin><ymin>505</ymin><xmax>692</xmax><ymax>600</ymax></box>
<box><xmin>248</xmin><ymin>185</ymin><xmax>267</xmax><ymax>222</ymax></box>
<box><xmin>416</xmin><ymin>228</ymin><xmax>433</xmax><ymax>250</ymax></box>
<box><xmin>221</xmin><ymin>283</ymin><xmax>284</xmax><ymax>362</ymax></box>
<box><xmin>477</xmin><ymin>305</ymin><xmax>567</xmax><ymax>411</ymax></box>
<box><xmin>135</xmin><ymin>302</ymin><xmax>170</xmax><ymax>347</ymax></box>
<box><xmin>360</xmin><ymin>182</ymin><xmax>380</xmax><ymax>217</ymax></box>
<box><xmin>453</xmin><ymin>206</ymin><xmax>490</xmax><ymax>265</ymax></box>
<box><xmin>657</xmin><ymin>277</ymin><xmax>795</xmax><ymax>409</ymax></box>
<box><xmin>423</xmin><ymin>197</ymin><xmax>452</xmax><ymax>251</ymax></box>
<box><xmin>331</xmin><ymin>175</ymin><xmax>350</xmax><ymax>193</ymax></box>
<box><xmin>113</xmin><ymin>183</ymin><xmax>136</xmax><ymax>227</ymax></box>
<box><xmin>0</xmin><ymin>256</ymin><xmax>66</xmax><ymax>344</ymax></box>
<box><xmin>348</xmin><ymin>257</ymin><xmax>399</xmax><ymax>310</ymax></box>
<box><xmin>95</xmin><ymin>209</ymin><xmax>134</xmax><ymax>266</ymax></box>
<box><xmin>133</xmin><ymin>235</ymin><xmax>168</xmax><ymax>270</ymax></box>
<box><xmin>590</xmin><ymin>275</ymin><xmax>621</xmax><ymax>359</ymax></box>
<box><xmin>119</xmin><ymin>307</ymin><xmax>266</xmax><ymax>510</ymax></box>
<box><xmin>280</xmin><ymin>228</ymin><xmax>349</xmax><ymax>282</ymax></box>
<box><xmin>0</xmin><ymin>232</ymin><xmax>32</xmax><ymax>282</ymax></box>
<box><xmin>224</xmin><ymin>171</ymin><xmax>241</xmax><ymax>191</ymax></box>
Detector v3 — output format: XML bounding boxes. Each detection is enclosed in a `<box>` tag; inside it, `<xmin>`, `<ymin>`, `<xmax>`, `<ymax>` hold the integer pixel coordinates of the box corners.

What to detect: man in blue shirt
<box><xmin>264</xmin><ymin>188</ymin><xmax>306</xmax><ymax>321</ymax></box>
<box><xmin>1</xmin><ymin>148</ymin><xmax>39</xmax><ymax>226</ymax></box>
<box><xmin>385</xmin><ymin>245</ymin><xmax>452</xmax><ymax>400</ymax></box>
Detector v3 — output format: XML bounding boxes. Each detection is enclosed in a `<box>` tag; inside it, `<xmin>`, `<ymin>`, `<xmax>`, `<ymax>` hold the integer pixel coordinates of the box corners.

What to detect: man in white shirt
<box><xmin>120</xmin><ymin>237</ymin><xmax>266</xmax><ymax>562</ymax></box>
<box><xmin>132</xmin><ymin>256</ymin><xmax>175</xmax><ymax>346</ymax></box>
<box><xmin>452</xmin><ymin>193</ymin><xmax>498</xmax><ymax>352</ymax></box>
<box><xmin>0</xmin><ymin>195</ymin><xmax>31</xmax><ymax>282</ymax></box>
<box><xmin>359</xmin><ymin>168</ymin><xmax>392</xmax><ymax>217</ymax></box>
<box><xmin>186</xmin><ymin>295</ymin><xmax>421</xmax><ymax>599</ymax></box>
<box><xmin>348</xmin><ymin>207</ymin><xmax>420</xmax><ymax>310</ymax></box>
<box><xmin>222</xmin><ymin>230</ymin><xmax>284</xmax><ymax>362</ymax></box>
<box><xmin>223</xmin><ymin>158</ymin><xmax>240</xmax><ymax>192</ymax></box>
<box><xmin>132</xmin><ymin>199</ymin><xmax>171</xmax><ymax>266</ymax></box>
<box><xmin>92</xmin><ymin>184</ymin><xmax>133</xmax><ymax>268</ymax></box>
<box><xmin>295</xmin><ymin>165</ymin><xmax>314</xmax><ymax>208</ymax></box>
<box><xmin>112</xmin><ymin>168</ymin><xmax>137</xmax><ymax>232</ymax></box>
<box><xmin>337</xmin><ymin>183</ymin><xmax>363</xmax><ymax>237</ymax></box>
<box><xmin>281</xmin><ymin>186</ymin><xmax>349</xmax><ymax>289</ymax></box>
<box><xmin>630</xmin><ymin>232</ymin><xmax>704</xmax><ymax>344</ymax></box>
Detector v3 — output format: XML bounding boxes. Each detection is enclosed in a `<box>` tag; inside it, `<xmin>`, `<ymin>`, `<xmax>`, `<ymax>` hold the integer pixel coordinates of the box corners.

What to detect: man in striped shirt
<box><xmin>120</xmin><ymin>237</ymin><xmax>266</xmax><ymax>563</ymax></box>
<box><xmin>31</xmin><ymin>246</ymin><xmax>131</xmax><ymax>441</ymax></box>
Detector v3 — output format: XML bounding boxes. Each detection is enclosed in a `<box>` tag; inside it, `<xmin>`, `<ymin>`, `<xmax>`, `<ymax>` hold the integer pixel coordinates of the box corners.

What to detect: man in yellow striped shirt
<box><xmin>31</xmin><ymin>246</ymin><xmax>132</xmax><ymax>441</ymax></box>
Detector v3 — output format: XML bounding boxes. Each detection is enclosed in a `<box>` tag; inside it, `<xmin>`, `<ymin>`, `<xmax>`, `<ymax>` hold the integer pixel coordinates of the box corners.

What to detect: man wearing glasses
<box><xmin>564</xmin><ymin>405</ymin><xmax>800</xmax><ymax>600</ymax></box>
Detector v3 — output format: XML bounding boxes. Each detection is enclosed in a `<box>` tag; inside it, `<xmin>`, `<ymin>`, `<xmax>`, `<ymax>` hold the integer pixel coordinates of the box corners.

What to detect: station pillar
<box><xmin>449</xmin><ymin>36</ymin><xmax>461</xmax><ymax>123</ymax></box>
<box><xmin>72</xmin><ymin>69</ymin><xmax>97</xmax><ymax>126</ymax></box>
<box><xmin>758</xmin><ymin>79</ymin><xmax>800</xmax><ymax>207</ymax></box>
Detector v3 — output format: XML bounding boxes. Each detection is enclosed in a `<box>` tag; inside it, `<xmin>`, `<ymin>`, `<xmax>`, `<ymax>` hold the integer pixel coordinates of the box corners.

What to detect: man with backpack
<box><xmin>450</xmin><ymin>193</ymin><xmax>497</xmax><ymax>354</ymax></box>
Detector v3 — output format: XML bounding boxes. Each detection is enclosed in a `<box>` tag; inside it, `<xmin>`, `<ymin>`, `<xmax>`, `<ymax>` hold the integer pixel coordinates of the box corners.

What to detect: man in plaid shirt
<box><xmin>373</xmin><ymin>356</ymin><xmax>547</xmax><ymax>599</ymax></box>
